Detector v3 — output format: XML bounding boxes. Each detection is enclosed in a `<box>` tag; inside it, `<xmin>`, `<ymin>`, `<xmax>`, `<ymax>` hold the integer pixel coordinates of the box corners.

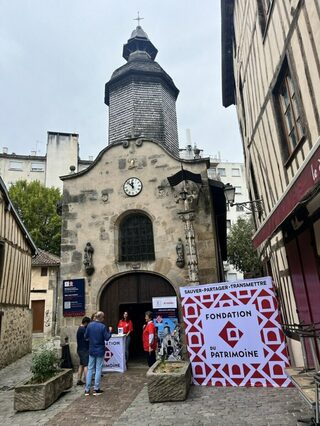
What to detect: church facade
<box><xmin>58</xmin><ymin>25</ymin><xmax>226</xmax><ymax>358</ymax></box>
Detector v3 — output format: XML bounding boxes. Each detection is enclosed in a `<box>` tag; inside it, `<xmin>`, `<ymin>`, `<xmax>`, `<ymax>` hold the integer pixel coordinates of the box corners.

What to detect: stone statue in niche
<box><xmin>176</xmin><ymin>238</ymin><xmax>185</xmax><ymax>268</ymax></box>
<box><xmin>83</xmin><ymin>242</ymin><xmax>95</xmax><ymax>276</ymax></box>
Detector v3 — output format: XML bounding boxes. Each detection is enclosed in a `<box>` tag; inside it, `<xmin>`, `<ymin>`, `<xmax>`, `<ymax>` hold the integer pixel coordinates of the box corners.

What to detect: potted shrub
<box><xmin>146</xmin><ymin>324</ymin><xmax>192</xmax><ymax>402</ymax></box>
<box><xmin>14</xmin><ymin>347</ymin><xmax>73</xmax><ymax>411</ymax></box>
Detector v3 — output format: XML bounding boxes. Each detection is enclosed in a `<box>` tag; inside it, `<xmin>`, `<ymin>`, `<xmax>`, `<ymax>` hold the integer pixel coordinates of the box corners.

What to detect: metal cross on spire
<box><xmin>134</xmin><ymin>11</ymin><xmax>144</xmax><ymax>26</ymax></box>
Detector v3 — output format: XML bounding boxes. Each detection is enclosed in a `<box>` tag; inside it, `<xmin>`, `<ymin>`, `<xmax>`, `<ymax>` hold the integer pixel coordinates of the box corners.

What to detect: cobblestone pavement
<box><xmin>114</xmin><ymin>385</ymin><xmax>313</xmax><ymax>426</ymax></box>
<box><xmin>47</xmin><ymin>366</ymin><xmax>148</xmax><ymax>426</ymax></box>
<box><xmin>0</xmin><ymin>352</ymin><xmax>83</xmax><ymax>426</ymax></box>
<box><xmin>0</xmin><ymin>353</ymin><xmax>314</xmax><ymax>426</ymax></box>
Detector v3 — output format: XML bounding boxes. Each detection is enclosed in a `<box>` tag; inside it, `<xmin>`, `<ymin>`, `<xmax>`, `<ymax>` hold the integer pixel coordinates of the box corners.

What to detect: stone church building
<box><xmin>58</xmin><ymin>25</ymin><xmax>227</xmax><ymax>358</ymax></box>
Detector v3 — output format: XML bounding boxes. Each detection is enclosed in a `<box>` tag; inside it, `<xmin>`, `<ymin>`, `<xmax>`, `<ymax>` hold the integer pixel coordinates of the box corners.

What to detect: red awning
<box><xmin>253</xmin><ymin>141</ymin><xmax>320</xmax><ymax>248</ymax></box>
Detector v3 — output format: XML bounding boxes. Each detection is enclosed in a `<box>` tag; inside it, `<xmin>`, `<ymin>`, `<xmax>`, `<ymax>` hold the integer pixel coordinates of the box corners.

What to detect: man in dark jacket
<box><xmin>76</xmin><ymin>316</ymin><xmax>90</xmax><ymax>385</ymax></box>
<box><xmin>84</xmin><ymin>311</ymin><xmax>111</xmax><ymax>396</ymax></box>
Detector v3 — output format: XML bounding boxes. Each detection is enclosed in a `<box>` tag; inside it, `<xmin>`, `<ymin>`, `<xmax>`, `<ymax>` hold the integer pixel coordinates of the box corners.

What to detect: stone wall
<box><xmin>58</xmin><ymin>139</ymin><xmax>220</xmax><ymax>353</ymax></box>
<box><xmin>0</xmin><ymin>305</ymin><xmax>32</xmax><ymax>369</ymax></box>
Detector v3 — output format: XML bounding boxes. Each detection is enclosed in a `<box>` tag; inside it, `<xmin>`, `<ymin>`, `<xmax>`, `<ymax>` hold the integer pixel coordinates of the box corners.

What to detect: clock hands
<box><xmin>123</xmin><ymin>177</ymin><xmax>142</xmax><ymax>196</ymax></box>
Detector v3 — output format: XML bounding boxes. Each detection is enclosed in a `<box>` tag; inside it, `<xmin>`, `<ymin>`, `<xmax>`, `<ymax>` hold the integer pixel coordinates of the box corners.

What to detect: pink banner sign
<box><xmin>180</xmin><ymin>277</ymin><xmax>291</xmax><ymax>387</ymax></box>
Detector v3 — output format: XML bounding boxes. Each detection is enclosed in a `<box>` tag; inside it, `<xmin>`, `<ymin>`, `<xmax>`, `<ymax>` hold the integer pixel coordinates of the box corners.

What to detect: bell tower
<box><xmin>105</xmin><ymin>24</ymin><xmax>180</xmax><ymax>156</ymax></box>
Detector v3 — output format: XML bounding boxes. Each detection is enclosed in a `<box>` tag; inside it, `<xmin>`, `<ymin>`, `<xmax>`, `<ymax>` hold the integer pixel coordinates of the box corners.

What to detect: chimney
<box><xmin>186</xmin><ymin>128</ymin><xmax>192</xmax><ymax>146</ymax></box>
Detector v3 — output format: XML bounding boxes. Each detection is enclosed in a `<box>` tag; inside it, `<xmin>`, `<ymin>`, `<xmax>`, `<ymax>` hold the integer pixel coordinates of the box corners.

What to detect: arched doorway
<box><xmin>100</xmin><ymin>272</ymin><xmax>176</xmax><ymax>359</ymax></box>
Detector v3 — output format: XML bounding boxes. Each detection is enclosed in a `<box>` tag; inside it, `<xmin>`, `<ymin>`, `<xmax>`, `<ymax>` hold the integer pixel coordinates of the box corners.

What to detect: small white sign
<box><xmin>152</xmin><ymin>296</ymin><xmax>177</xmax><ymax>309</ymax></box>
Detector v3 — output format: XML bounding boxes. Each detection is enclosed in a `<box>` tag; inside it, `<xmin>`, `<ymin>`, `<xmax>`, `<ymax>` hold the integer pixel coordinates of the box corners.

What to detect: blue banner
<box><xmin>63</xmin><ymin>278</ymin><xmax>85</xmax><ymax>316</ymax></box>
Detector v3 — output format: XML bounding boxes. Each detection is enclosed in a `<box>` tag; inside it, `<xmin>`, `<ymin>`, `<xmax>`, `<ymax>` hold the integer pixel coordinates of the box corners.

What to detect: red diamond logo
<box><xmin>104</xmin><ymin>348</ymin><xmax>113</xmax><ymax>362</ymax></box>
<box><xmin>219</xmin><ymin>321</ymin><xmax>244</xmax><ymax>348</ymax></box>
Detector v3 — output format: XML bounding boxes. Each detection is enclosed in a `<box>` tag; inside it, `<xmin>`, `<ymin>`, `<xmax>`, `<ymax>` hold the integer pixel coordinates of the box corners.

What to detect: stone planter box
<box><xmin>14</xmin><ymin>369</ymin><xmax>73</xmax><ymax>411</ymax></box>
<box><xmin>146</xmin><ymin>360</ymin><xmax>191</xmax><ymax>403</ymax></box>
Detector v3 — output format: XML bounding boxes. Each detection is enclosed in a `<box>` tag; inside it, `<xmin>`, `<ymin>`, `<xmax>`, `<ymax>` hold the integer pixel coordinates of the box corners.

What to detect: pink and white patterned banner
<box><xmin>179</xmin><ymin>277</ymin><xmax>291</xmax><ymax>387</ymax></box>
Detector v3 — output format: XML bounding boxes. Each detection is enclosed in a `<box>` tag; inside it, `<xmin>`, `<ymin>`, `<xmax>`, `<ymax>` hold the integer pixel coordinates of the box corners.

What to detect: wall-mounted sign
<box><xmin>180</xmin><ymin>277</ymin><xmax>291</xmax><ymax>387</ymax></box>
<box><xmin>63</xmin><ymin>278</ymin><xmax>85</xmax><ymax>317</ymax></box>
<box><xmin>152</xmin><ymin>296</ymin><xmax>177</xmax><ymax>309</ymax></box>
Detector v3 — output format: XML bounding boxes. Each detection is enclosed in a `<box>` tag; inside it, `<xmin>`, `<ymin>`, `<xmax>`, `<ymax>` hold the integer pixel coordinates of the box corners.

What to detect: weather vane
<box><xmin>134</xmin><ymin>11</ymin><xmax>144</xmax><ymax>26</ymax></box>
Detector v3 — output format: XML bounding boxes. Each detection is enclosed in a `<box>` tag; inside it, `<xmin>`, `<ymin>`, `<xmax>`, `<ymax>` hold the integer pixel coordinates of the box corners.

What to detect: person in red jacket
<box><xmin>142</xmin><ymin>311</ymin><xmax>157</xmax><ymax>367</ymax></box>
<box><xmin>117</xmin><ymin>311</ymin><xmax>133</xmax><ymax>364</ymax></box>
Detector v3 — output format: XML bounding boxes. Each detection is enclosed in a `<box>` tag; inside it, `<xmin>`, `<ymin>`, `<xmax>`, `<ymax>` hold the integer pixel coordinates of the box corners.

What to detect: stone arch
<box><xmin>99</xmin><ymin>271</ymin><xmax>177</xmax><ymax>357</ymax></box>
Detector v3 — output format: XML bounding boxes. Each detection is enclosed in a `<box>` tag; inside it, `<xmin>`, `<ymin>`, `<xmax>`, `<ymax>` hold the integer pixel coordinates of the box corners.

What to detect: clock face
<box><xmin>123</xmin><ymin>177</ymin><xmax>143</xmax><ymax>197</ymax></box>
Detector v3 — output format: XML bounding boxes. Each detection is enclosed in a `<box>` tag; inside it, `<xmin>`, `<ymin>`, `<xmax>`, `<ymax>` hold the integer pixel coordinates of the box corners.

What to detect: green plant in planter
<box><xmin>30</xmin><ymin>348</ymin><xmax>60</xmax><ymax>384</ymax></box>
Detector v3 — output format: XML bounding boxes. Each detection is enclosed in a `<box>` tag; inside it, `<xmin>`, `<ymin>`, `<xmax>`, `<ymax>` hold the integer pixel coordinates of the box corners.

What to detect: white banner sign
<box><xmin>102</xmin><ymin>335</ymin><xmax>126</xmax><ymax>373</ymax></box>
<box><xmin>180</xmin><ymin>277</ymin><xmax>291</xmax><ymax>387</ymax></box>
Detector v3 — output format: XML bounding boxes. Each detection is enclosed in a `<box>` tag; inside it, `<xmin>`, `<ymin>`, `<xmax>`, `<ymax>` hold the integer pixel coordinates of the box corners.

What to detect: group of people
<box><xmin>76</xmin><ymin>310</ymin><xmax>157</xmax><ymax>396</ymax></box>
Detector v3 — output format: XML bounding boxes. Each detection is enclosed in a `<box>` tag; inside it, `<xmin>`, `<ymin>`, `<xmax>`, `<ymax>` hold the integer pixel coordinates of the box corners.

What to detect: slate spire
<box><xmin>122</xmin><ymin>25</ymin><xmax>158</xmax><ymax>61</ymax></box>
<box><xmin>105</xmin><ymin>25</ymin><xmax>180</xmax><ymax>156</ymax></box>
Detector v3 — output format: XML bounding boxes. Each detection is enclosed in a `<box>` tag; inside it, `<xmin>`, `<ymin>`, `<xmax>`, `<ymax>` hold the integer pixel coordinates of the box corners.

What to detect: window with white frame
<box><xmin>9</xmin><ymin>161</ymin><xmax>23</xmax><ymax>170</ymax></box>
<box><xmin>231</xmin><ymin>168</ymin><xmax>240</xmax><ymax>177</ymax></box>
<box><xmin>31</xmin><ymin>162</ymin><xmax>45</xmax><ymax>172</ymax></box>
<box><xmin>217</xmin><ymin>168</ymin><xmax>226</xmax><ymax>177</ymax></box>
<box><xmin>235</xmin><ymin>186</ymin><xmax>242</xmax><ymax>194</ymax></box>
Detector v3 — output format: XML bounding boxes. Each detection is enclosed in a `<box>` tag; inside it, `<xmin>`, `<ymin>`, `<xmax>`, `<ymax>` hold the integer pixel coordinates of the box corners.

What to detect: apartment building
<box><xmin>0</xmin><ymin>132</ymin><xmax>92</xmax><ymax>191</ymax></box>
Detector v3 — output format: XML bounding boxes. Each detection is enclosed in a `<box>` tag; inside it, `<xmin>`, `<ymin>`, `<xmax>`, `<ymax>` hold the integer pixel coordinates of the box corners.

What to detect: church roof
<box><xmin>105</xmin><ymin>26</ymin><xmax>179</xmax><ymax>105</ymax></box>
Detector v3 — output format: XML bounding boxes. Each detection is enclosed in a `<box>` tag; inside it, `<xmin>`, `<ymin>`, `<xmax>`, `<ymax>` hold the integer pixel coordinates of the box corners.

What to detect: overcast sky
<box><xmin>0</xmin><ymin>0</ymin><xmax>243</xmax><ymax>163</ymax></box>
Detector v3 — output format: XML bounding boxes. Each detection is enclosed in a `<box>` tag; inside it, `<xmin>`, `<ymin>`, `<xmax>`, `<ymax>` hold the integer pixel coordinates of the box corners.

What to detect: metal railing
<box><xmin>283</xmin><ymin>322</ymin><xmax>320</xmax><ymax>425</ymax></box>
<box><xmin>282</xmin><ymin>322</ymin><xmax>320</xmax><ymax>373</ymax></box>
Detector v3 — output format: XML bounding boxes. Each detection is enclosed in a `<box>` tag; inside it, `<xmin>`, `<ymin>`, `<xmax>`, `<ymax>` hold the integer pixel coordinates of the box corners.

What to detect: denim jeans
<box><xmin>85</xmin><ymin>355</ymin><xmax>104</xmax><ymax>391</ymax></box>
<box><xmin>125</xmin><ymin>335</ymin><xmax>131</xmax><ymax>362</ymax></box>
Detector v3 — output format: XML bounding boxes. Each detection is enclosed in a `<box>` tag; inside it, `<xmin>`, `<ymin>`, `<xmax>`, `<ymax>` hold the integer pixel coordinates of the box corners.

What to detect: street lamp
<box><xmin>224</xmin><ymin>183</ymin><xmax>264</xmax><ymax>213</ymax></box>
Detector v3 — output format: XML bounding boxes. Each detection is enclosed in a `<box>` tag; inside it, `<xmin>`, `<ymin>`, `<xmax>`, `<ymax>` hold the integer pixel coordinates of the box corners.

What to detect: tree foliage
<box><xmin>227</xmin><ymin>216</ymin><xmax>262</xmax><ymax>276</ymax></box>
<box><xmin>9</xmin><ymin>180</ymin><xmax>61</xmax><ymax>256</ymax></box>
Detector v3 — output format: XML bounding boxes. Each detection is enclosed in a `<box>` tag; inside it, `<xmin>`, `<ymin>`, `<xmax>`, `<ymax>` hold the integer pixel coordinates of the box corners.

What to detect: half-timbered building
<box><xmin>0</xmin><ymin>176</ymin><xmax>37</xmax><ymax>368</ymax></box>
<box><xmin>221</xmin><ymin>0</ymin><xmax>320</xmax><ymax>366</ymax></box>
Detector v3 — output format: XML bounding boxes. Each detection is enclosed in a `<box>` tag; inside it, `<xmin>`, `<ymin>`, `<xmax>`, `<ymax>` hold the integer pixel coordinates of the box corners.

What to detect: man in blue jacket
<box><xmin>84</xmin><ymin>311</ymin><xmax>111</xmax><ymax>396</ymax></box>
